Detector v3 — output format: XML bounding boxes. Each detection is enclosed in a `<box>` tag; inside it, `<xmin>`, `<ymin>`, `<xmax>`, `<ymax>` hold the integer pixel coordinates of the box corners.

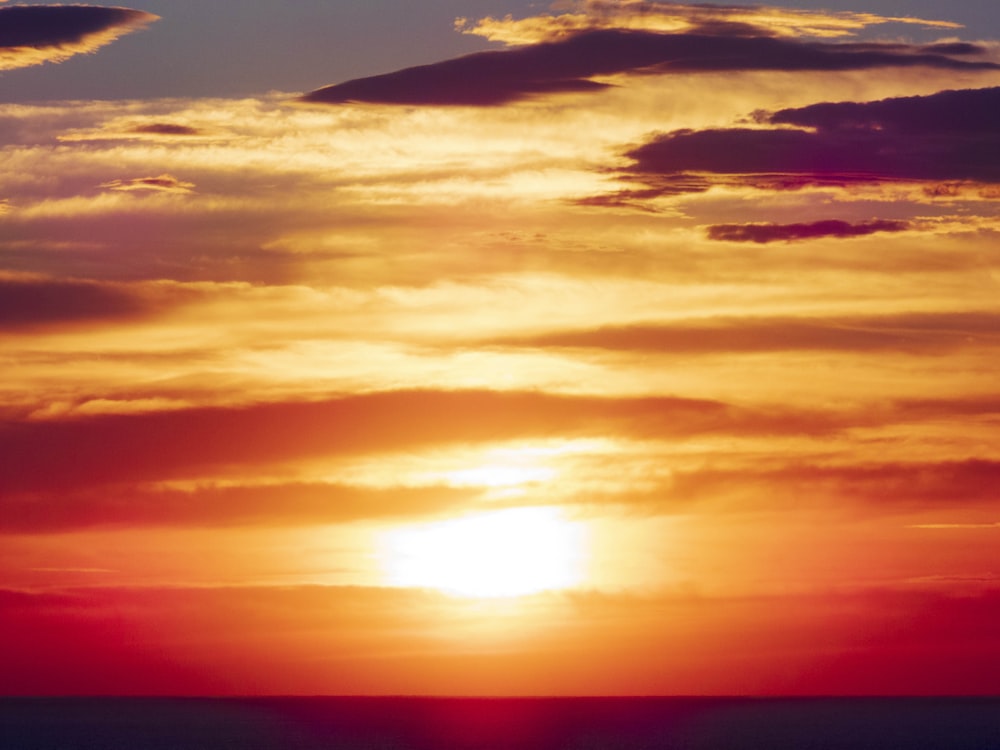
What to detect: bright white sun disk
<box><xmin>379</xmin><ymin>506</ymin><xmax>586</xmax><ymax>598</ymax></box>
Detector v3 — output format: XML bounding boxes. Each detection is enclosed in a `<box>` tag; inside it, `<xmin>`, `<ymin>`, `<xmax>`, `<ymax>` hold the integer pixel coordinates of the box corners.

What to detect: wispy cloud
<box><xmin>0</xmin><ymin>482</ymin><xmax>477</xmax><ymax>533</ymax></box>
<box><xmin>458</xmin><ymin>1</ymin><xmax>963</xmax><ymax>44</ymax></box>
<box><xmin>908</xmin><ymin>522</ymin><xmax>1000</xmax><ymax>529</ymax></box>
<box><xmin>487</xmin><ymin>311</ymin><xmax>1000</xmax><ymax>355</ymax></box>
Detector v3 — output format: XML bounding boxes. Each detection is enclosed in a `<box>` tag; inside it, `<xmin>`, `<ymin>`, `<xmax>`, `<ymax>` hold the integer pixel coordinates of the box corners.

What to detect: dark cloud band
<box><xmin>707</xmin><ymin>219</ymin><xmax>910</xmax><ymax>243</ymax></box>
<box><xmin>618</xmin><ymin>86</ymin><xmax>1000</xmax><ymax>195</ymax></box>
<box><xmin>302</xmin><ymin>29</ymin><xmax>999</xmax><ymax>107</ymax></box>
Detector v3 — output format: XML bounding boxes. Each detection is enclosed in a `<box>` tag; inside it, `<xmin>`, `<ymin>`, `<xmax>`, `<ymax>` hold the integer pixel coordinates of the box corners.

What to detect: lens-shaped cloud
<box><xmin>0</xmin><ymin>5</ymin><xmax>158</xmax><ymax>72</ymax></box>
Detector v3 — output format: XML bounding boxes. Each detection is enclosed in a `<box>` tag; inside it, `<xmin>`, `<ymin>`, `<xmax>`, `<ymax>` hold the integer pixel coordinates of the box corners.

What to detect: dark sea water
<box><xmin>2</xmin><ymin>697</ymin><xmax>999</xmax><ymax>750</ymax></box>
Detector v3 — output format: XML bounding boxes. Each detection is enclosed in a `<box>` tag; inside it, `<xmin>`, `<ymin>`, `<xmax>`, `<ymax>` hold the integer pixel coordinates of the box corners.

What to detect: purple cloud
<box><xmin>0</xmin><ymin>5</ymin><xmax>158</xmax><ymax>72</ymax></box>
<box><xmin>616</xmin><ymin>86</ymin><xmax>1000</xmax><ymax>196</ymax></box>
<box><xmin>302</xmin><ymin>29</ymin><xmax>998</xmax><ymax>107</ymax></box>
<box><xmin>707</xmin><ymin>219</ymin><xmax>910</xmax><ymax>243</ymax></box>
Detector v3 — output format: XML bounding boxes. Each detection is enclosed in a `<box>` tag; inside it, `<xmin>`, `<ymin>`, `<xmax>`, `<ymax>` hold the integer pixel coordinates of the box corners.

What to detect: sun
<box><xmin>378</xmin><ymin>506</ymin><xmax>587</xmax><ymax>598</ymax></box>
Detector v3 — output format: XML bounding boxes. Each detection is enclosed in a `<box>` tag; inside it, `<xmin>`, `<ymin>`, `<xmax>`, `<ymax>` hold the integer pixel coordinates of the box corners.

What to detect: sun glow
<box><xmin>378</xmin><ymin>506</ymin><xmax>587</xmax><ymax>598</ymax></box>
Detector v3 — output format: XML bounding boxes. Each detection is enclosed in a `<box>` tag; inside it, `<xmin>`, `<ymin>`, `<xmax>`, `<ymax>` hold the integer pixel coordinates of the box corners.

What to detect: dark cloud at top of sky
<box><xmin>0</xmin><ymin>5</ymin><xmax>158</xmax><ymax>72</ymax></box>
<box><xmin>617</xmin><ymin>86</ymin><xmax>1000</xmax><ymax>194</ymax></box>
<box><xmin>301</xmin><ymin>29</ymin><xmax>999</xmax><ymax>106</ymax></box>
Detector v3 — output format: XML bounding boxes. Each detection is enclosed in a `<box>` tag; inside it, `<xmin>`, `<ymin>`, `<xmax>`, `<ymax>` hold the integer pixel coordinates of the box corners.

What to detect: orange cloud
<box><xmin>0</xmin><ymin>482</ymin><xmax>476</xmax><ymax>533</ymax></box>
<box><xmin>487</xmin><ymin>310</ymin><xmax>1000</xmax><ymax>355</ymax></box>
<box><xmin>0</xmin><ymin>389</ymin><xmax>846</xmax><ymax>496</ymax></box>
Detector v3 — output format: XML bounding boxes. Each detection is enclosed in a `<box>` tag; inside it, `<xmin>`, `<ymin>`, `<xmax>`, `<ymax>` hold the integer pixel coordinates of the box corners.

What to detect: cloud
<box><xmin>0</xmin><ymin>274</ymin><xmax>148</xmax><ymax>329</ymax></box>
<box><xmin>706</xmin><ymin>219</ymin><xmax>910</xmax><ymax>243</ymax></box>
<box><xmin>126</xmin><ymin>123</ymin><xmax>203</xmax><ymax>137</ymax></box>
<box><xmin>664</xmin><ymin>459</ymin><xmax>1000</xmax><ymax>511</ymax></box>
<box><xmin>457</xmin><ymin>1</ymin><xmax>963</xmax><ymax>45</ymax></box>
<box><xmin>301</xmin><ymin>29</ymin><xmax>998</xmax><ymax>107</ymax></box>
<box><xmin>58</xmin><ymin>121</ymin><xmax>216</xmax><ymax>143</ymax></box>
<box><xmin>618</xmin><ymin>86</ymin><xmax>1000</xmax><ymax>197</ymax></box>
<box><xmin>0</xmin><ymin>482</ymin><xmax>477</xmax><ymax>533</ymax></box>
<box><xmin>909</xmin><ymin>523</ymin><xmax>1000</xmax><ymax>529</ymax></box>
<box><xmin>560</xmin><ymin>458</ymin><xmax>1000</xmax><ymax>517</ymax></box>
<box><xmin>0</xmin><ymin>389</ymin><xmax>843</xmax><ymax>496</ymax></box>
<box><xmin>768</xmin><ymin>85</ymin><xmax>1000</xmax><ymax>135</ymax></box>
<box><xmin>488</xmin><ymin>311</ymin><xmax>1000</xmax><ymax>356</ymax></box>
<box><xmin>0</xmin><ymin>5</ymin><xmax>158</xmax><ymax>72</ymax></box>
<box><xmin>100</xmin><ymin>174</ymin><xmax>196</xmax><ymax>194</ymax></box>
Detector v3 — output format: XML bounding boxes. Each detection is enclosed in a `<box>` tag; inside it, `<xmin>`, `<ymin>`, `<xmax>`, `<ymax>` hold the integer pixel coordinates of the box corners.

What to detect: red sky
<box><xmin>2</xmin><ymin>0</ymin><xmax>999</xmax><ymax>696</ymax></box>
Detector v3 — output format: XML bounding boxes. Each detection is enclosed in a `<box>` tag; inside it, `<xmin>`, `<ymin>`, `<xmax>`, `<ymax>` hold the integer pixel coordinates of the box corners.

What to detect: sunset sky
<box><xmin>2</xmin><ymin>0</ymin><xmax>999</xmax><ymax>696</ymax></box>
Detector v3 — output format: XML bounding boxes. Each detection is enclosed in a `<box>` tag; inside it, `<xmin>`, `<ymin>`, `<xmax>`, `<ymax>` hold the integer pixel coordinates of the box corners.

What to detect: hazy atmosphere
<box><xmin>2</xmin><ymin>0</ymin><xmax>999</xmax><ymax>696</ymax></box>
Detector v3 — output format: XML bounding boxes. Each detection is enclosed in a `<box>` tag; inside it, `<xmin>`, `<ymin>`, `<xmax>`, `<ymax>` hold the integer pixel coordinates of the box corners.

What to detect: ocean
<box><xmin>1</xmin><ymin>697</ymin><xmax>998</xmax><ymax>749</ymax></box>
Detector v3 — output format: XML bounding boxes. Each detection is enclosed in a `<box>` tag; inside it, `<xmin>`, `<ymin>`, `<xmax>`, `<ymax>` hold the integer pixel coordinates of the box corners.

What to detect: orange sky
<box><xmin>2</xmin><ymin>0</ymin><xmax>1000</xmax><ymax>696</ymax></box>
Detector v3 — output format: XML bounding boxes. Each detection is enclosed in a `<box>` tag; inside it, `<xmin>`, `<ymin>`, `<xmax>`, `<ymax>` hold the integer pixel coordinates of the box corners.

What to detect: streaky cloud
<box><xmin>100</xmin><ymin>174</ymin><xmax>195</xmax><ymax>194</ymax></box>
<box><xmin>769</xmin><ymin>86</ymin><xmax>1000</xmax><ymax>135</ymax></box>
<box><xmin>0</xmin><ymin>482</ymin><xmax>477</xmax><ymax>533</ymax></box>
<box><xmin>707</xmin><ymin>219</ymin><xmax>910</xmax><ymax>243</ymax></box>
<box><xmin>666</xmin><ymin>459</ymin><xmax>1000</xmax><ymax>510</ymax></box>
<box><xmin>0</xmin><ymin>275</ymin><xmax>146</xmax><ymax>329</ymax></box>
<box><xmin>488</xmin><ymin>311</ymin><xmax>1000</xmax><ymax>355</ymax></box>
<box><xmin>0</xmin><ymin>389</ymin><xmax>842</xmax><ymax>495</ymax></box>
<box><xmin>301</xmin><ymin>29</ymin><xmax>998</xmax><ymax>107</ymax></box>
<box><xmin>617</xmin><ymin>86</ymin><xmax>1000</xmax><ymax>197</ymax></box>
